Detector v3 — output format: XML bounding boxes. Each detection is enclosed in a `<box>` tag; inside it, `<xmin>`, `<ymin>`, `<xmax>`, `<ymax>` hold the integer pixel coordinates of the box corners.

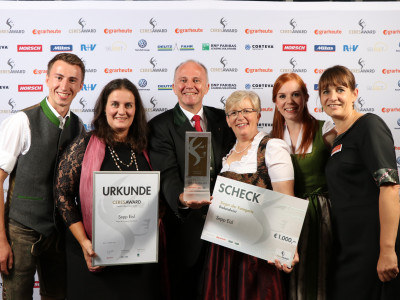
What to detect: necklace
<box><xmin>108</xmin><ymin>145</ymin><xmax>139</xmax><ymax>171</ymax></box>
<box><xmin>233</xmin><ymin>142</ymin><xmax>252</xmax><ymax>154</ymax></box>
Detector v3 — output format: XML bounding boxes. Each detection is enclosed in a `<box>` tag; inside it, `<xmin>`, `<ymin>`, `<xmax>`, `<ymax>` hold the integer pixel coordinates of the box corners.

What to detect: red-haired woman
<box><xmin>270</xmin><ymin>73</ymin><xmax>336</xmax><ymax>300</ymax></box>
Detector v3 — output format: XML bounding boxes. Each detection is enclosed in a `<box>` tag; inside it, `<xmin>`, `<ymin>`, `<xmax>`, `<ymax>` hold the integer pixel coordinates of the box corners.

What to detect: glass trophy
<box><xmin>184</xmin><ymin>132</ymin><xmax>211</xmax><ymax>202</ymax></box>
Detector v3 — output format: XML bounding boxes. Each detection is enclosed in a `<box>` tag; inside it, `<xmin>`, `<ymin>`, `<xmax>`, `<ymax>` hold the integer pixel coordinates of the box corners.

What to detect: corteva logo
<box><xmin>18</xmin><ymin>85</ymin><xmax>43</xmax><ymax>92</ymax></box>
<box><xmin>17</xmin><ymin>45</ymin><xmax>42</xmax><ymax>52</ymax></box>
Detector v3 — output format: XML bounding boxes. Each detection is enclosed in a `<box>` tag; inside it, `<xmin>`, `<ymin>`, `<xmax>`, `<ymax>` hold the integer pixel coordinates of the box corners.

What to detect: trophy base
<box><xmin>183</xmin><ymin>190</ymin><xmax>210</xmax><ymax>202</ymax></box>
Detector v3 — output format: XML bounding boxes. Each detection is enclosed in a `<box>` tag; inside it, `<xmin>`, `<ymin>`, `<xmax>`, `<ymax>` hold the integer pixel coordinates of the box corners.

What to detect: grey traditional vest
<box><xmin>7</xmin><ymin>99</ymin><xmax>84</xmax><ymax>236</ymax></box>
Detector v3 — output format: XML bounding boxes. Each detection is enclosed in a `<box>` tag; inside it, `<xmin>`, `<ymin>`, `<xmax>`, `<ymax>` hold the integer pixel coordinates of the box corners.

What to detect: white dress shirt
<box><xmin>0</xmin><ymin>98</ymin><xmax>71</xmax><ymax>174</ymax></box>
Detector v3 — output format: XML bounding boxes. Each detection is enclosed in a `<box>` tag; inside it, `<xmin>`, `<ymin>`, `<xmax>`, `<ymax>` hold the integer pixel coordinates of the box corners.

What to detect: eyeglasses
<box><xmin>226</xmin><ymin>108</ymin><xmax>257</xmax><ymax>118</ymax></box>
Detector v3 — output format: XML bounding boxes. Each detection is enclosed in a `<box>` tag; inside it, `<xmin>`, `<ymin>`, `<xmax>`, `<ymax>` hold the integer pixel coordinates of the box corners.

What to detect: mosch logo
<box><xmin>0</xmin><ymin>59</ymin><xmax>26</xmax><ymax>74</ymax></box>
<box><xmin>314</xmin><ymin>45</ymin><xmax>335</xmax><ymax>52</ymax></box>
<box><xmin>350</xmin><ymin>58</ymin><xmax>375</xmax><ymax>73</ymax></box>
<box><xmin>210</xmin><ymin>17</ymin><xmax>238</xmax><ymax>33</ymax></box>
<box><xmin>280</xmin><ymin>58</ymin><xmax>307</xmax><ymax>73</ymax></box>
<box><xmin>18</xmin><ymin>85</ymin><xmax>43</xmax><ymax>92</ymax></box>
<box><xmin>140</xmin><ymin>57</ymin><xmax>167</xmax><ymax>73</ymax></box>
<box><xmin>17</xmin><ymin>45</ymin><xmax>42</xmax><ymax>52</ymax></box>
<box><xmin>0</xmin><ymin>18</ymin><xmax>24</xmax><ymax>34</ymax></box>
<box><xmin>69</xmin><ymin>18</ymin><xmax>96</xmax><ymax>33</ymax></box>
<box><xmin>282</xmin><ymin>44</ymin><xmax>306</xmax><ymax>51</ymax></box>
<box><xmin>51</xmin><ymin>45</ymin><xmax>73</xmax><ymax>52</ymax></box>
<box><xmin>210</xmin><ymin>57</ymin><xmax>238</xmax><ymax>73</ymax></box>
<box><xmin>140</xmin><ymin>18</ymin><xmax>167</xmax><ymax>33</ymax></box>
<box><xmin>349</xmin><ymin>19</ymin><xmax>376</xmax><ymax>34</ymax></box>
<box><xmin>145</xmin><ymin>96</ymin><xmax>168</xmax><ymax>112</ymax></box>
<box><xmin>280</xmin><ymin>18</ymin><xmax>307</xmax><ymax>34</ymax></box>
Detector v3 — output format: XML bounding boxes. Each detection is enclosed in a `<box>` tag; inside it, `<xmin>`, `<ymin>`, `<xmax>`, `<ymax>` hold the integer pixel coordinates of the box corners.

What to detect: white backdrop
<box><xmin>0</xmin><ymin>1</ymin><xmax>400</xmax><ymax>297</ymax></box>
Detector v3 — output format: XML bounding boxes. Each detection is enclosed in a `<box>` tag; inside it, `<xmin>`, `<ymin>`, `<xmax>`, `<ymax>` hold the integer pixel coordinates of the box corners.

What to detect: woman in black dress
<box><xmin>55</xmin><ymin>79</ymin><xmax>160</xmax><ymax>300</ymax></box>
<box><xmin>318</xmin><ymin>65</ymin><xmax>400</xmax><ymax>299</ymax></box>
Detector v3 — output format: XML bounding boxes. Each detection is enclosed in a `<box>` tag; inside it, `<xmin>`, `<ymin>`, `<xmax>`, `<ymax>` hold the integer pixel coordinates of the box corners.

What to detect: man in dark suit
<box><xmin>149</xmin><ymin>60</ymin><xmax>235</xmax><ymax>300</ymax></box>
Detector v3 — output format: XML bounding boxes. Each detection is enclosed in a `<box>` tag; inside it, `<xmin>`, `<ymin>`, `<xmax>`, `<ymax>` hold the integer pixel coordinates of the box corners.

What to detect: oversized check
<box><xmin>92</xmin><ymin>171</ymin><xmax>159</xmax><ymax>266</ymax></box>
<box><xmin>201</xmin><ymin>176</ymin><xmax>308</xmax><ymax>267</ymax></box>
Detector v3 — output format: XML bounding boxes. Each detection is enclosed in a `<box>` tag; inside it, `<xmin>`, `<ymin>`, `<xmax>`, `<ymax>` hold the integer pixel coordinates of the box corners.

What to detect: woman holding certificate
<box><xmin>318</xmin><ymin>65</ymin><xmax>400</xmax><ymax>300</ymax></box>
<box><xmin>203</xmin><ymin>90</ymin><xmax>297</xmax><ymax>300</ymax></box>
<box><xmin>270</xmin><ymin>73</ymin><xmax>336</xmax><ymax>300</ymax></box>
<box><xmin>55</xmin><ymin>78</ymin><xmax>160</xmax><ymax>299</ymax></box>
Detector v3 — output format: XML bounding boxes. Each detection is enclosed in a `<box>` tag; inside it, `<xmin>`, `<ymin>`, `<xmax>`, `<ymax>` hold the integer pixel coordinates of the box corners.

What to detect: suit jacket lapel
<box><xmin>173</xmin><ymin>103</ymin><xmax>195</xmax><ymax>138</ymax></box>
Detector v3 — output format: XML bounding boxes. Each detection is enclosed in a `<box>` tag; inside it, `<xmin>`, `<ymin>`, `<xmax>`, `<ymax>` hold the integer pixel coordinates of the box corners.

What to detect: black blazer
<box><xmin>149</xmin><ymin>103</ymin><xmax>235</xmax><ymax>266</ymax></box>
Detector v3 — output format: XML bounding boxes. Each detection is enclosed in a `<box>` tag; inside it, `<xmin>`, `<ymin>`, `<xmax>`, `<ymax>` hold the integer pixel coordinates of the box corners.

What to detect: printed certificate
<box><xmin>201</xmin><ymin>176</ymin><xmax>308</xmax><ymax>267</ymax></box>
<box><xmin>92</xmin><ymin>171</ymin><xmax>159</xmax><ymax>266</ymax></box>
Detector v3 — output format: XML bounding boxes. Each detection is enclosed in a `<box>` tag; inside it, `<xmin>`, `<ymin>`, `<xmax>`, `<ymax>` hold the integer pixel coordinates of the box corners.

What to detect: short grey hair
<box><xmin>225</xmin><ymin>90</ymin><xmax>261</xmax><ymax>114</ymax></box>
<box><xmin>173</xmin><ymin>59</ymin><xmax>209</xmax><ymax>83</ymax></box>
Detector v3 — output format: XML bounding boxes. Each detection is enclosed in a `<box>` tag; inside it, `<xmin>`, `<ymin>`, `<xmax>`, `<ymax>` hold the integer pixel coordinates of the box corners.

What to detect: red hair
<box><xmin>270</xmin><ymin>73</ymin><xmax>318</xmax><ymax>158</ymax></box>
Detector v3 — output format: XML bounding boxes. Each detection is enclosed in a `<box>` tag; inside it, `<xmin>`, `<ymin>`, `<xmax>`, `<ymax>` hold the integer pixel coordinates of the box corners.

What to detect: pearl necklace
<box><xmin>108</xmin><ymin>145</ymin><xmax>139</xmax><ymax>171</ymax></box>
<box><xmin>233</xmin><ymin>142</ymin><xmax>252</xmax><ymax>154</ymax></box>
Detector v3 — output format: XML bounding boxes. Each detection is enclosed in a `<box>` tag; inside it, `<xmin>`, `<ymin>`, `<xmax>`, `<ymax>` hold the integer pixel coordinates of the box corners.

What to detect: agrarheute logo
<box><xmin>33</xmin><ymin>69</ymin><xmax>47</xmax><ymax>75</ymax></box>
<box><xmin>280</xmin><ymin>19</ymin><xmax>307</xmax><ymax>34</ymax></box>
<box><xmin>104</xmin><ymin>28</ymin><xmax>132</xmax><ymax>34</ymax></box>
<box><xmin>245</xmin><ymin>28</ymin><xmax>273</xmax><ymax>34</ymax></box>
<box><xmin>17</xmin><ymin>45</ymin><xmax>42</xmax><ymax>52</ymax></box>
<box><xmin>383</xmin><ymin>29</ymin><xmax>400</xmax><ymax>35</ymax></box>
<box><xmin>69</xmin><ymin>18</ymin><xmax>96</xmax><ymax>33</ymax></box>
<box><xmin>140</xmin><ymin>18</ymin><xmax>167</xmax><ymax>33</ymax></box>
<box><xmin>314</xmin><ymin>29</ymin><xmax>342</xmax><ymax>35</ymax></box>
<box><xmin>382</xmin><ymin>68</ymin><xmax>400</xmax><ymax>75</ymax></box>
<box><xmin>282</xmin><ymin>44</ymin><xmax>306</xmax><ymax>51</ymax></box>
<box><xmin>0</xmin><ymin>18</ymin><xmax>24</xmax><ymax>34</ymax></box>
<box><xmin>175</xmin><ymin>27</ymin><xmax>203</xmax><ymax>34</ymax></box>
<box><xmin>18</xmin><ymin>85</ymin><xmax>43</xmax><ymax>92</ymax></box>
<box><xmin>104</xmin><ymin>67</ymin><xmax>133</xmax><ymax>74</ymax></box>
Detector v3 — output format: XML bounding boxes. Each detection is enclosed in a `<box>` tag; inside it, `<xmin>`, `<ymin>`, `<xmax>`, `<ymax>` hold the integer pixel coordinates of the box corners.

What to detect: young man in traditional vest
<box><xmin>0</xmin><ymin>53</ymin><xmax>85</xmax><ymax>300</ymax></box>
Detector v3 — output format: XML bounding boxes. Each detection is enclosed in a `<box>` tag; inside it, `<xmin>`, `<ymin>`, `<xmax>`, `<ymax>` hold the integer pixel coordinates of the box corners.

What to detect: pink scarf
<box><xmin>79</xmin><ymin>135</ymin><xmax>105</xmax><ymax>240</ymax></box>
<box><xmin>79</xmin><ymin>135</ymin><xmax>152</xmax><ymax>240</ymax></box>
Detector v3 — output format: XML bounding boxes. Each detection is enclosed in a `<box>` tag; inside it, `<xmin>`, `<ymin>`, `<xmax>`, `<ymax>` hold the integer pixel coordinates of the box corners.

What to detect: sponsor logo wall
<box><xmin>0</xmin><ymin>1</ymin><xmax>400</xmax><ymax>295</ymax></box>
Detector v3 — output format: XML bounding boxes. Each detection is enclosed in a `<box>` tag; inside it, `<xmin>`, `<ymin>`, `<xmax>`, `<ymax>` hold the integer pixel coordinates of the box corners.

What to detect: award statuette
<box><xmin>184</xmin><ymin>132</ymin><xmax>211</xmax><ymax>202</ymax></box>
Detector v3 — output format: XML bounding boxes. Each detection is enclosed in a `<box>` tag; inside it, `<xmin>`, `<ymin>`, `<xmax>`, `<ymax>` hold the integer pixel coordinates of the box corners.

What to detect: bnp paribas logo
<box><xmin>145</xmin><ymin>96</ymin><xmax>168</xmax><ymax>113</ymax></box>
<box><xmin>69</xmin><ymin>18</ymin><xmax>96</xmax><ymax>33</ymax></box>
<box><xmin>140</xmin><ymin>18</ymin><xmax>167</xmax><ymax>33</ymax></box>
<box><xmin>0</xmin><ymin>18</ymin><xmax>24</xmax><ymax>34</ymax></box>
<box><xmin>210</xmin><ymin>17</ymin><xmax>238</xmax><ymax>33</ymax></box>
